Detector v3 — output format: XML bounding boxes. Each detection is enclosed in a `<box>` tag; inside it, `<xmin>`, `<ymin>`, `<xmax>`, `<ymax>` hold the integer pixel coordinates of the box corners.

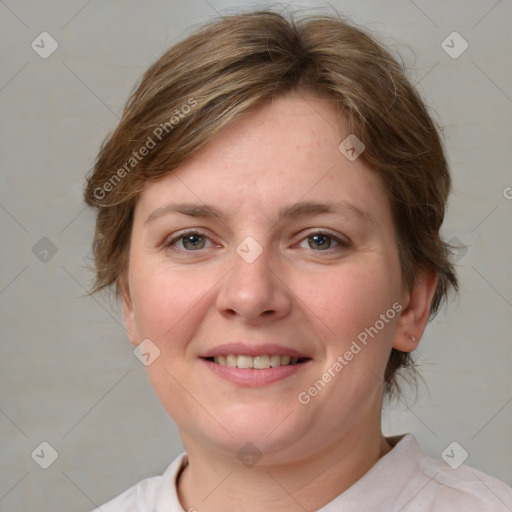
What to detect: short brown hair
<box><xmin>84</xmin><ymin>10</ymin><xmax>457</xmax><ymax>399</ymax></box>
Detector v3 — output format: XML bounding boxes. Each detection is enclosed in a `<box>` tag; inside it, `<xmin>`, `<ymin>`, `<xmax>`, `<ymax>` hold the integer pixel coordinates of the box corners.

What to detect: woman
<box><xmin>85</xmin><ymin>10</ymin><xmax>512</xmax><ymax>511</ymax></box>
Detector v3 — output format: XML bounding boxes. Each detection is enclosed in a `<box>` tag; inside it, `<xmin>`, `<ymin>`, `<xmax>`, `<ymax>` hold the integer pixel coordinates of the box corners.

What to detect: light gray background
<box><xmin>0</xmin><ymin>0</ymin><xmax>511</xmax><ymax>510</ymax></box>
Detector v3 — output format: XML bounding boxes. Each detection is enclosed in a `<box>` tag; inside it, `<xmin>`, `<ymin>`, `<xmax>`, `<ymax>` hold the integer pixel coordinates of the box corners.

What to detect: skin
<box><xmin>122</xmin><ymin>92</ymin><xmax>437</xmax><ymax>511</ymax></box>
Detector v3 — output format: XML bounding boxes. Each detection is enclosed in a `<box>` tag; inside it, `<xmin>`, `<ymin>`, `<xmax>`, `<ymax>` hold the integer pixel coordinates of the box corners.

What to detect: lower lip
<box><xmin>201</xmin><ymin>359</ymin><xmax>310</xmax><ymax>386</ymax></box>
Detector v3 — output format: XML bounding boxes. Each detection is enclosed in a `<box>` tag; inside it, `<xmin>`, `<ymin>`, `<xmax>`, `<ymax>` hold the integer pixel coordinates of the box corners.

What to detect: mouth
<box><xmin>200</xmin><ymin>344</ymin><xmax>312</xmax><ymax>386</ymax></box>
<box><xmin>203</xmin><ymin>354</ymin><xmax>311</xmax><ymax>369</ymax></box>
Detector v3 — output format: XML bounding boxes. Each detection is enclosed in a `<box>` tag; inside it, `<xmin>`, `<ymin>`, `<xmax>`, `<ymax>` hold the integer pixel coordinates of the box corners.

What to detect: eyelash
<box><xmin>165</xmin><ymin>229</ymin><xmax>351</xmax><ymax>252</ymax></box>
<box><xmin>166</xmin><ymin>231</ymin><xmax>216</xmax><ymax>251</ymax></box>
<box><xmin>297</xmin><ymin>229</ymin><xmax>351</xmax><ymax>251</ymax></box>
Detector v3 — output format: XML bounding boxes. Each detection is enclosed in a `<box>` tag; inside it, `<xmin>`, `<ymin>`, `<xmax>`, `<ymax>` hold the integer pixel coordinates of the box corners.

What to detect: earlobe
<box><xmin>393</xmin><ymin>269</ymin><xmax>438</xmax><ymax>352</ymax></box>
<box><xmin>120</xmin><ymin>283</ymin><xmax>140</xmax><ymax>347</ymax></box>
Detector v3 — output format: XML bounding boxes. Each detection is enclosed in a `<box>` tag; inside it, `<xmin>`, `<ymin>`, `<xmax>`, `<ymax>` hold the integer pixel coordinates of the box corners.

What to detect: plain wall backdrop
<box><xmin>0</xmin><ymin>0</ymin><xmax>511</xmax><ymax>510</ymax></box>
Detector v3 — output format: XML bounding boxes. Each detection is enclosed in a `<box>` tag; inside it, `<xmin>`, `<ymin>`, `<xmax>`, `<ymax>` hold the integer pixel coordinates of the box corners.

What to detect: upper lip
<box><xmin>200</xmin><ymin>343</ymin><xmax>311</xmax><ymax>359</ymax></box>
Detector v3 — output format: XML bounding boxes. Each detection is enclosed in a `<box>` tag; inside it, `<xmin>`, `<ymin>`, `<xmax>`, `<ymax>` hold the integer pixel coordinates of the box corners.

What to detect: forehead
<box><xmin>135</xmin><ymin>93</ymin><xmax>390</xmax><ymax>225</ymax></box>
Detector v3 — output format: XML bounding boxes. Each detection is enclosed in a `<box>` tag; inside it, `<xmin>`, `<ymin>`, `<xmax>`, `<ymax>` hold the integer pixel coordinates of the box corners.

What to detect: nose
<box><xmin>215</xmin><ymin>242</ymin><xmax>292</xmax><ymax>325</ymax></box>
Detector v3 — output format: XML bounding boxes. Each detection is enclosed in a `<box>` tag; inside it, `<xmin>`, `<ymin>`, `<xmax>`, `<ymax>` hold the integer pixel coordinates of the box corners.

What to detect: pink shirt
<box><xmin>93</xmin><ymin>433</ymin><xmax>512</xmax><ymax>511</ymax></box>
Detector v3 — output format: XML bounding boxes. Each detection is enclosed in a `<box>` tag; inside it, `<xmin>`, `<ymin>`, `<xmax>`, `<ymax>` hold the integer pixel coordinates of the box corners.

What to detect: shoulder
<box><xmin>90</xmin><ymin>474</ymin><xmax>162</xmax><ymax>512</ymax></box>
<box><xmin>90</xmin><ymin>453</ymin><xmax>187</xmax><ymax>512</ymax></box>
<box><xmin>395</xmin><ymin>435</ymin><xmax>512</xmax><ymax>511</ymax></box>
<box><xmin>417</xmin><ymin>453</ymin><xmax>512</xmax><ymax>511</ymax></box>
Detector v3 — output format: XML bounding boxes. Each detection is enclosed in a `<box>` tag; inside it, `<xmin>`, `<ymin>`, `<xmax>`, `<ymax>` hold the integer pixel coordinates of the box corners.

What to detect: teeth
<box><xmin>212</xmin><ymin>354</ymin><xmax>304</xmax><ymax>369</ymax></box>
<box><xmin>254</xmin><ymin>355</ymin><xmax>270</xmax><ymax>369</ymax></box>
<box><xmin>270</xmin><ymin>355</ymin><xmax>281</xmax><ymax>368</ymax></box>
<box><xmin>237</xmin><ymin>355</ymin><xmax>253</xmax><ymax>369</ymax></box>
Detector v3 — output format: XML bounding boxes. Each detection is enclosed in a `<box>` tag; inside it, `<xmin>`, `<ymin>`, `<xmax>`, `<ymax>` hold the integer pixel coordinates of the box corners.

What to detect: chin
<box><xmin>179</xmin><ymin>403</ymin><xmax>308</xmax><ymax>458</ymax></box>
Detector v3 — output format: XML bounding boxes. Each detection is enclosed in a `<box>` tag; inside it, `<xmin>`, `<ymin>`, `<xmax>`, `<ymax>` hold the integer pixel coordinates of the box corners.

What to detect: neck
<box><xmin>178</xmin><ymin>428</ymin><xmax>393</xmax><ymax>512</ymax></box>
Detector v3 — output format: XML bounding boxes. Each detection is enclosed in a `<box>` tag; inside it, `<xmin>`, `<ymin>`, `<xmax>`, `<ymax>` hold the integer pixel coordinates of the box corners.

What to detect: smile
<box><xmin>205</xmin><ymin>354</ymin><xmax>310</xmax><ymax>369</ymax></box>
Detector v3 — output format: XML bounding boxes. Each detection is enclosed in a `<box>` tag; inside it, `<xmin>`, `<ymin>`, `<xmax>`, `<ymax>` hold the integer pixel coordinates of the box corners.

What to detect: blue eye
<box><xmin>167</xmin><ymin>231</ymin><xmax>212</xmax><ymax>251</ymax></box>
<box><xmin>166</xmin><ymin>230</ymin><xmax>348</xmax><ymax>254</ymax></box>
<box><xmin>181</xmin><ymin>233</ymin><xmax>206</xmax><ymax>250</ymax></box>
<box><xmin>307</xmin><ymin>233</ymin><xmax>337</xmax><ymax>250</ymax></box>
<box><xmin>297</xmin><ymin>231</ymin><xmax>349</xmax><ymax>251</ymax></box>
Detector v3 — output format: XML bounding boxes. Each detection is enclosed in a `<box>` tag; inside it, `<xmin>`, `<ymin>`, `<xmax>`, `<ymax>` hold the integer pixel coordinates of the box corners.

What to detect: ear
<box><xmin>119</xmin><ymin>278</ymin><xmax>139</xmax><ymax>347</ymax></box>
<box><xmin>393</xmin><ymin>269</ymin><xmax>438</xmax><ymax>352</ymax></box>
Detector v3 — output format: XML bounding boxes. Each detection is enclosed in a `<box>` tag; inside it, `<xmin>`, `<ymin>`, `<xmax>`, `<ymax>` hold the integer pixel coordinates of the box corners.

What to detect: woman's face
<box><xmin>123</xmin><ymin>93</ymin><xmax>418</xmax><ymax>461</ymax></box>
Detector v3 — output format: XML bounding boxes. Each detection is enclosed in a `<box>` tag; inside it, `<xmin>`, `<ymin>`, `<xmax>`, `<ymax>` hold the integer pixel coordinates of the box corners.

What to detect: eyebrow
<box><xmin>145</xmin><ymin>202</ymin><xmax>225</xmax><ymax>225</ymax></box>
<box><xmin>279</xmin><ymin>201</ymin><xmax>374</xmax><ymax>224</ymax></box>
<box><xmin>144</xmin><ymin>201</ymin><xmax>375</xmax><ymax>226</ymax></box>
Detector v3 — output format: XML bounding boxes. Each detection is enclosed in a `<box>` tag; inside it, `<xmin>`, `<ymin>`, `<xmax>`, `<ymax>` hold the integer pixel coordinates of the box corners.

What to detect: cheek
<box><xmin>294</xmin><ymin>262</ymin><xmax>399</xmax><ymax>340</ymax></box>
<box><xmin>128</xmin><ymin>266</ymin><xmax>215</xmax><ymax>418</ymax></box>
<box><xmin>129</xmin><ymin>263</ymin><xmax>213</xmax><ymax>345</ymax></box>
